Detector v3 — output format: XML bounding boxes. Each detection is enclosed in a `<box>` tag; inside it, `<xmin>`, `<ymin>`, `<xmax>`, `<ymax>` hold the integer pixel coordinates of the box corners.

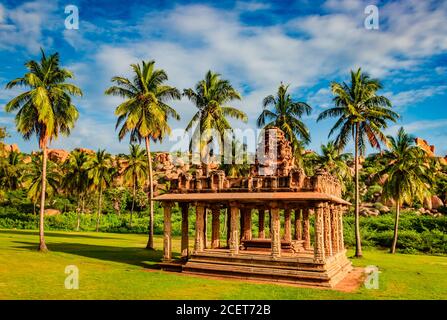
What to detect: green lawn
<box><xmin>0</xmin><ymin>229</ymin><xmax>445</xmax><ymax>299</ymax></box>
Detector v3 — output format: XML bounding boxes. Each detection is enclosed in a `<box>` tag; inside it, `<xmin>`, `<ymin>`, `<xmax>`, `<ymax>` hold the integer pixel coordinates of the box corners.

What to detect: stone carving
<box><xmin>165</xmin><ymin>127</ymin><xmax>342</xmax><ymax>197</ymax></box>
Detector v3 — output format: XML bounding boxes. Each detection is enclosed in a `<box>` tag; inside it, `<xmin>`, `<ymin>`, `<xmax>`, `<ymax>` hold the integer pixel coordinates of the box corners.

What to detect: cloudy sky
<box><xmin>0</xmin><ymin>0</ymin><xmax>446</xmax><ymax>155</ymax></box>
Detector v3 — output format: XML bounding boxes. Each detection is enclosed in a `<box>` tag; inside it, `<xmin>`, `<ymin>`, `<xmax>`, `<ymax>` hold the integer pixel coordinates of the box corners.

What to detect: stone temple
<box><xmin>155</xmin><ymin>127</ymin><xmax>352</xmax><ymax>288</ymax></box>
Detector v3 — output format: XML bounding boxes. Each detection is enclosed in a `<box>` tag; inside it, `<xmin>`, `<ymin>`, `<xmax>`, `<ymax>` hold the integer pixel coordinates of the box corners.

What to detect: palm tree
<box><xmin>105</xmin><ymin>60</ymin><xmax>180</xmax><ymax>249</ymax></box>
<box><xmin>84</xmin><ymin>149</ymin><xmax>113</xmax><ymax>232</ymax></box>
<box><xmin>317</xmin><ymin>68</ymin><xmax>399</xmax><ymax>257</ymax></box>
<box><xmin>0</xmin><ymin>127</ymin><xmax>10</xmax><ymax>157</ymax></box>
<box><xmin>4</xmin><ymin>49</ymin><xmax>82</xmax><ymax>251</ymax></box>
<box><xmin>0</xmin><ymin>151</ymin><xmax>23</xmax><ymax>190</ymax></box>
<box><xmin>315</xmin><ymin>141</ymin><xmax>352</xmax><ymax>186</ymax></box>
<box><xmin>221</xmin><ymin>139</ymin><xmax>250</xmax><ymax>177</ymax></box>
<box><xmin>257</xmin><ymin>83</ymin><xmax>312</xmax><ymax>155</ymax></box>
<box><xmin>377</xmin><ymin>128</ymin><xmax>431</xmax><ymax>253</ymax></box>
<box><xmin>23</xmin><ymin>155</ymin><xmax>59</xmax><ymax>216</ymax></box>
<box><xmin>122</xmin><ymin>144</ymin><xmax>148</xmax><ymax>226</ymax></box>
<box><xmin>62</xmin><ymin>151</ymin><xmax>90</xmax><ymax>231</ymax></box>
<box><xmin>184</xmin><ymin>70</ymin><xmax>247</xmax><ymax>169</ymax></box>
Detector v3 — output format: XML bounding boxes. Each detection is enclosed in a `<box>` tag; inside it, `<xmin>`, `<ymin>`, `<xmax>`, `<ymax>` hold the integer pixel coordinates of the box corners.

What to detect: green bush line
<box><xmin>0</xmin><ymin>206</ymin><xmax>446</xmax><ymax>254</ymax></box>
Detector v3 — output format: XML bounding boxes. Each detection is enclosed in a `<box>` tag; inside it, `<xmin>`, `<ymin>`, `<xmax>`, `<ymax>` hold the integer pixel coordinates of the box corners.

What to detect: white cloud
<box><xmin>0</xmin><ymin>0</ymin><xmax>59</xmax><ymax>53</ymax></box>
<box><xmin>2</xmin><ymin>0</ymin><xmax>447</xmax><ymax>154</ymax></box>
<box><xmin>387</xmin><ymin>119</ymin><xmax>447</xmax><ymax>135</ymax></box>
<box><xmin>384</xmin><ymin>86</ymin><xmax>447</xmax><ymax>110</ymax></box>
<box><xmin>235</xmin><ymin>1</ymin><xmax>271</xmax><ymax>12</ymax></box>
<box><xmin>79</xmin><ymin>1</ymin><xmax>447</xmax><ymax>153</ymax></box>
<box><xmin>306</xmin><ymin>88</ymin><xmax>333</xmax><ymax>116</ymax></box>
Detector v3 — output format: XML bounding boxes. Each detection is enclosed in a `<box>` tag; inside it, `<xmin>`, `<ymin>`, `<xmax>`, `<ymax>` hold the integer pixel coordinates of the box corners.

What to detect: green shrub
<box><xmin>343</xmin><ymin>212</ymin><xmax>447</xmax><ymax>254</ymax></box>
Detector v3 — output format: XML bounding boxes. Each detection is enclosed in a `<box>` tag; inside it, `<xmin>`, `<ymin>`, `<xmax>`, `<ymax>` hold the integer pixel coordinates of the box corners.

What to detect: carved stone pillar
<box><xmin>258</xmin><ymin>209</ymin><xmax>265</xmax><ymax>239</ymax></box>
<box><xmin>162</xmin><ymin>202</ymin><xmax>174</xmax><ymax>261</ymax></box>
<box><xmin>194</xmin><ymin>203</ymin><xmax>205</xmax><ymax>253</ymax></box>
<box><xmin>338</xmin><ymin>205</ymin><xmax>345</xmax><ymax>251</ymax></box>
<box><xmin>303</xmin><ymin>208</ymin><xmax>311</xmax><ymax>250</ymax></box>
<box><xmin>239</xmin><ymin>209</ymin><xmax>245</xmax><ymax>242</ymax></box>
<box><xmin>284</xmin><ymin>209</ymin><xmax>292</xmax><ymax>242</ymax></box>
<box><xmin>331</xmin><ymin>204</ymin><xmax>339</xmax><ymax>253</ymax></box>
<box><xmin>211</xmin><ymin>207</ymin><xmax>220</xmax><ymax>249</ymax></box>
<box><xmin>323</xmin><ymin>202</ymin><xmax>333</xmax><ymax>256</ymax></box>
<box><xmin>203</xmin><ymin>209</ymin><xmax>208</xmax><ymax>249</ymax></box>
<box><xmin>268</xmin><ymin>209</ymin><xmax>272</xmax><ymax>238</ymax></box>
<box><xmin>294</xmin><ymin>209</ymin><xmax>302</xmax><ymax>240</ymax></box>
<box><xmin>242</xmin><ymin>208</ymin><xmax>252</xmax><ymax>241</ymax></box>
<box><xmin>226</xmin><ymin>208</ymin><xmax>231</xmax><ymax>247</ymax></box>
<box><xmin>180</xmin><ymin>203</ymin><xmax>189</xmax><ymax>258</ymax></box>
<box><xmin>270</xmin><ymin>203</ymin><xmax>281</xmax><ymax>259</ymax></box>
<box><xmin>229</xmin><ymin>202</ymin><xmax>240</xmax><ymax>255</ymax></box>
<box><xmin>314</xmin><ymin>203</ymin><xmax>325</xmax><ymax>263</ymax></box>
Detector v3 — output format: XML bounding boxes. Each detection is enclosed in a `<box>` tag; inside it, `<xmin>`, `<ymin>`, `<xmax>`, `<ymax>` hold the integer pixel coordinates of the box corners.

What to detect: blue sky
<box><xmin>0</xmin><ymin>0</ymin><xmax>446</xmax><ymax>155</ymax></box>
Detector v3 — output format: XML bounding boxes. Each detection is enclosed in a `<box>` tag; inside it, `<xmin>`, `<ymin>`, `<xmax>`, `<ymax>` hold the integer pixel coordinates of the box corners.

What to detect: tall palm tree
<box><xmin>257</xmin><ymin>83</ymin><xmax>312</xmax><ymax>155</ymax></box>
<box><xmin>84</xmin><ymin>149</ymin><xmax>113</xmax><ymax>232</ymax></box>
<box><xmin>315</xmin><ymin>141</ymin><xmax>352</xmax><ymax>186</ymax></box>
<box><xmin>378</xmin><ymin>128</ymin><xmax>431</xmax><ymax>253</ymax></box>
<box><xmin>105</xmin><ymin>60</ymin><xmax>180</xmax><ymax>249</ymax></box>
<box><xmin>122</xmin><ymin>144</ymin><xmax>148</xmax><ymax>226</ymax></box>
<box><xmin>317</xmin><ymin>68</ymin><xmax>399</xmax><ymax>257</ymax></box>
<box><xmin>62</xmin><ymin>150</ymin><xmax>90</xmax><ymax>231</ymax></box>
<box><xmin>5</xmin><ymin>49</ymin><xmax>82</xmax><ymax>251</ymax></box>
<box><xmin>23</xmin><ymin>155</ymin><xmax>59</xmax><ymax>216</ymax></box>
<box><xmin>184</xmin><ymin>70</ymin><xmax>247</xmax><ymax>168</ymax></box>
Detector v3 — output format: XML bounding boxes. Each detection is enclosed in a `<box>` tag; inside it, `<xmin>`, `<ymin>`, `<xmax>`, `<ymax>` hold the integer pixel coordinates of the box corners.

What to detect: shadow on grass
<box><xmin>13</xmin><ymin>240</ymin><xmax>166</xmax><ymax>269</ymax></box>
<box><xmin>0</xmin><ymin>229</ymin><xmax>118</xmax><ymax>240</ymax></box>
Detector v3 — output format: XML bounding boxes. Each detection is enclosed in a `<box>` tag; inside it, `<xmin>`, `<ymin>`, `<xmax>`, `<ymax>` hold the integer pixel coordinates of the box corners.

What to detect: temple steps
<box><xmin>181</xmin><ymin>251</ymin><xmax>352</xmax><ymax>288</ymax></box>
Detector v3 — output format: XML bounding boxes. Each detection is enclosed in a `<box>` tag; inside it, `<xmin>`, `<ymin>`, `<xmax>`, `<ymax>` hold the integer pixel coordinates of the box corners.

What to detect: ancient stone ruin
<box><xmin>155</xmin><ymin>127</ymin><xmax>352</xmax><ymax>288</ymax></box>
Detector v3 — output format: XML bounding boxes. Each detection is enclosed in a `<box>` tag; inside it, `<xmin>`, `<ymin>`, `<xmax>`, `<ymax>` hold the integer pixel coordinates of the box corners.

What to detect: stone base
<box><xmin>160</xmin><ymin>249</ymin><xmax>352</xmax><ymax>288</ymax></box>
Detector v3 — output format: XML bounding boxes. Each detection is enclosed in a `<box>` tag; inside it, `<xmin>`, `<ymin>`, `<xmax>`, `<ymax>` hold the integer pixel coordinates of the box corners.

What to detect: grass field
<box><xmin>0</xmin><ymin>229</ymin><xmax>446</xmax><ymax>300</ymax></box>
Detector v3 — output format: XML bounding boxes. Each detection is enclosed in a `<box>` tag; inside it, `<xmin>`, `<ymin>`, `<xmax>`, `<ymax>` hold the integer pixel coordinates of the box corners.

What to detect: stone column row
<box><xmin>161</xmin><ymin>201</ymin><xmax>346</xmax><ymax>264</ymax></box>
<box><xmin>312</xmin><ymin>202</ymin><xmax>346</xmax><ymax>263</ymax></box>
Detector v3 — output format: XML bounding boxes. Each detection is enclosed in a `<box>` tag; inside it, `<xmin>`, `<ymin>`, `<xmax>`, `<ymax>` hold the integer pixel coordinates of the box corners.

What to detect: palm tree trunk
<box><xmin>76</xmin><ymin>195</ymin><xmax>81</xmax><ymax>231</ymax></box>
<box><xmin>145</xmin><ymin>137</ymin><xmax>154</xmax><ymax>249</ymax></box>
<box><xmin>96</xmin><ymin>186</ymin><xmax>103</xmax><ymax>232</ymax></box>
<box><xmin>354</xmin><ymin>123</ymin><xmax>363</xmax><ymax>258</ymax></box>
<box><xmin>390</xmin><ymin>200</ymin><xmax>400</xmax><ymax>254</ymax></box>
<box><xmin>38</xmin><ymin>145</ymin><xmax>48</xmax><ymax>252</ymax></box>
<box><xmin>81</xmin><ymin>196</ymin><xmax>85</xmax><ymax>215</ymax></box>
<box><xmin>130</xmin><ymin>177</ymin><xmax>136</xmax><ymax>228</ymax></box>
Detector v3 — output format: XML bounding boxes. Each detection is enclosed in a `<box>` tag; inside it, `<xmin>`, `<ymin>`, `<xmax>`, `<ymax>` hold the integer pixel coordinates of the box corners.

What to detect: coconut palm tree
<box><xmin>377</xmin><ymin>127</ymin><xmax>431</xmax><ymax>253</ymax></box>
<box><xmin>4</xmin><ymin>49</ymin><xmax>82</xmax><ymax>251</ymax></box>
<box><xmin>23</xmin><ymin>155</ymin><xmax>59</xmax><ymax>216</ymax></box>
<box><xmin>317</xmin><ymin>68</ymin><xmax>399</xmax><ymax>257</ymax></box>
<box><xmin>184</xmin><ymin>70</ymin><xmax>247</xmax><ymax>168</ymax></box>
<box><xmin>84</xmin><ymin>149</ymin><xmax>113</xmax><ymax>232</ymax></box>
<box><xmin>0</xmin><ymin>151</ymin><xmax>23</xmax><ymax>190</ymax></box>
<box><xmin>257</xmin><ymin>83</ymin><xmax>312</xmax><ymax>155</ymax></box>
<box><xmin>105</xmin><ymin>60</ymin><xmax>180</xmax><ymax>249</ymax></box>
<box><xmin>122</xmin><ymin>144</ymin><xmax>148</xmax><ymax>226</ymax></box>
<box><xmin>62</xmin><ymin>150</ymin><xmax>90</xmax><ymax>231</ymax></box>
<box><xmin>315</xmin><ymin>141</ymin><xmax>353</xmax><ymax>186</ymax></box>
<box><xmin>221</xmin><ymin>139</ymin><xmax>250</xmax><ymax>177</ymax></box>
<box><xmin>0</xmin><ymin>127</ymin><xmax>10</xmax><ymax>158</ymax></box>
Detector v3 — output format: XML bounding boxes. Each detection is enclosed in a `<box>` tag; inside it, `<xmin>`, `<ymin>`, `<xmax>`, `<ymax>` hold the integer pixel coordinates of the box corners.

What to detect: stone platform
<box><xmin>160</xmin><ymin>249</ymin><xmax>352</xmax><ymax>288</ymax></box>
